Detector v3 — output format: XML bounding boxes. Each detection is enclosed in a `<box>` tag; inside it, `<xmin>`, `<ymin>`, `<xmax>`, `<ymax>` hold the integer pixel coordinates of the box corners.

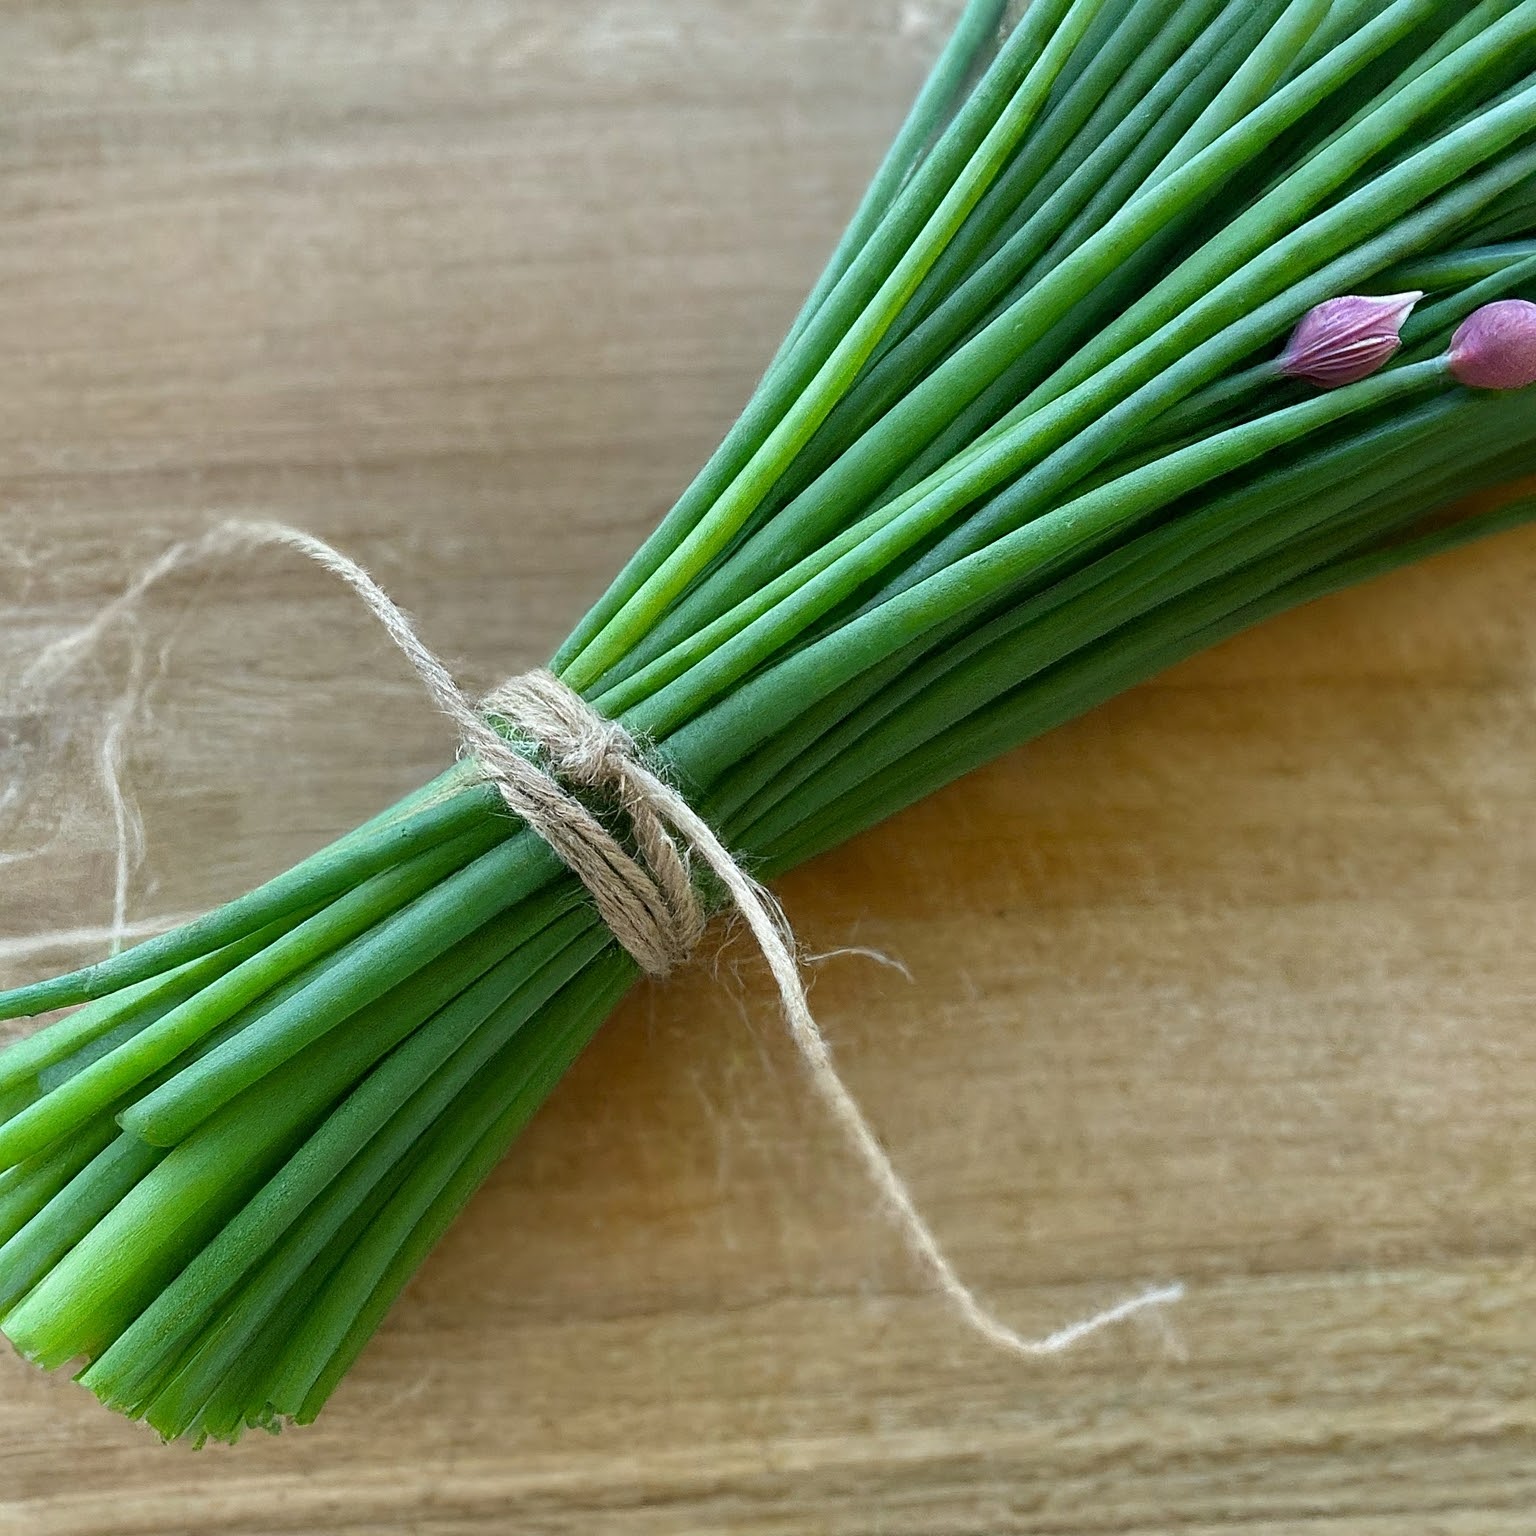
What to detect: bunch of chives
<box><xmin>3</xmin><ymin>0</ymin><xmax>1536</xmax><ymax>1443</ymax></box>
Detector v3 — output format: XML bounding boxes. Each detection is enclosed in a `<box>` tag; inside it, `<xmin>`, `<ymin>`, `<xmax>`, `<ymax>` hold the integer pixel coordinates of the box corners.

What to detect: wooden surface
<box><xmin>2</xmin><ymin>3</ymin><xmax>1536</xmax><ymax>1531</ymax></box>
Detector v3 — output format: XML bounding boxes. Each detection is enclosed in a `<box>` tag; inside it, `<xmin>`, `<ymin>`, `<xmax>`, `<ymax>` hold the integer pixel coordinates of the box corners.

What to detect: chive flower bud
<box><xmin>1447</xmin><ymin>300</ymin><xmax>1536</xmax><ymax>391</ymax></box>
<box><xmin>1278</xmin><ymin>292</ymin><xmax>1422</xmax><ymax>388</ymax></box>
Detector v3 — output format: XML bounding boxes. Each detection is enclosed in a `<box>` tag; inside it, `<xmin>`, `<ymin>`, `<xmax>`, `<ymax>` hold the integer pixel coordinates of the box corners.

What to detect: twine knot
<box><xmin>477</xmin><ymin>671</ymin><xmax>708</xmax><ymax>977</ymax></box>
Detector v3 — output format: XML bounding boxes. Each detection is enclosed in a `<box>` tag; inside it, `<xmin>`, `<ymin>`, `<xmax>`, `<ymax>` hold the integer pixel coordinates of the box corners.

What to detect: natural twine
<box><xmin>34</xmin><ymin>519</ymin><xmax>1184</xmax><ymax>1357</ymax></box>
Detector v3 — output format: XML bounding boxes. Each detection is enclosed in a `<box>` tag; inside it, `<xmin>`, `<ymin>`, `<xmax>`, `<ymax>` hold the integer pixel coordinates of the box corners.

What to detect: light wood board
<box><xmin>2</xmin><ymin>4</ymin><xmax>1535</xmax><ymax>1532</ymax></box>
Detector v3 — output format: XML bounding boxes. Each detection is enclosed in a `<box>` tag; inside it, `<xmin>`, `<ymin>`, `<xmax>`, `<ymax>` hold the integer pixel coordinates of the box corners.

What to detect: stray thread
<box><xmin>12</xmin><ymin>525</ymin><xmax>264</xmax><ymax>956</ymax></box>
<box><xmin>0</xmin><ymin>914</ymin><xmax>198</xmax><ymax>968</ymax></box>
<box><xmin>24</xmin><ymin>519</ymin><xmax>1185</xmax><ymax>1358</ymax></box>
<box><xmin>805</xmin><ymin>944</ymin><xmax>916</xmax><ymax>983</ymax></box>
<box><xmin>98</xmin><ymin>654</ymin><xmax>147</xmax><ymax>956</ymax></box>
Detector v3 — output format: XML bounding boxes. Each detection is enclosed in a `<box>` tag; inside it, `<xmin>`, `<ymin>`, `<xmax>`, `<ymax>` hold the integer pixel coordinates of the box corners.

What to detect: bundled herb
<box><xmin>5</xmin><ymin>0</ymin><xmax>1536</xmax><ymax>1443</ymax></box>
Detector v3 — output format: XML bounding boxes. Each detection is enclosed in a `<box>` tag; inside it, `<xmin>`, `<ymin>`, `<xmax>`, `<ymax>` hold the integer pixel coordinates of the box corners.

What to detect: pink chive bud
<box><xmin>1447</xmin><ymin>300</ymin><xmax>1536</xmax><ymax>390</ymax></box>
<box><xmin>1278</xmin><ymin>292</ymin><xmax>1422</xmax><ymax>388</ymax></box>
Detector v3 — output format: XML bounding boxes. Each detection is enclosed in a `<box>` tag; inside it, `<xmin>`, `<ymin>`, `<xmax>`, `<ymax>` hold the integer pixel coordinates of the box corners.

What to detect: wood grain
<box><xmin>2</xmin><ymin>3</ymin><xmax>1536</xmax><ymax>1531</ymax></box>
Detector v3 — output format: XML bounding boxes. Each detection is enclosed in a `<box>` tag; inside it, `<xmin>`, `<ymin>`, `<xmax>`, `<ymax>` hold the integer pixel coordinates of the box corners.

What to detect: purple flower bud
<box><xmin>1447</xmin><ymin>300</ymin><xmax>1536</xmax><ymax>391</ymax></box>
<box><xmin>1278</xmin><ymin>292</ymin><xmax>1422</xmax><ymax>388</ymax></box>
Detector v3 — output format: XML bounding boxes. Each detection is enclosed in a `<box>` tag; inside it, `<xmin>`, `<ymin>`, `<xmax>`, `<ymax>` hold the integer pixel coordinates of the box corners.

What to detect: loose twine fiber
<box><xmin>22</xmin><ymin>518</ymin><xmax>1183</xmax><ymax>1358</ymax></box>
